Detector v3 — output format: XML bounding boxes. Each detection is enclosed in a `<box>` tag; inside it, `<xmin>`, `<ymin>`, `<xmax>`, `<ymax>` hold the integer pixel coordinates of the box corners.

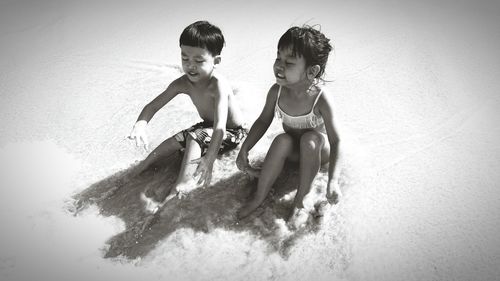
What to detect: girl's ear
<box><xmin>307</xmin><ymin>65</ymin><xmax>321</xmax><ymax>80</ymax></box>
<box><xmin>214</xmin><ymin>55</ymin><xmax>222</xmax><ymax>66</ymax></box>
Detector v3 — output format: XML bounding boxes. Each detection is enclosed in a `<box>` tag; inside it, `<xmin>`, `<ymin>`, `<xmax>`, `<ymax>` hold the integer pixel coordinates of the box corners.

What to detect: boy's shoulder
<box><xmin>209</xmin><ymin>72</ymin><xmax>230</xmax><ymax>86</ymax></box>
<box><xmin>163</xmin><ymin>75</ymin><xmax>190</xmax><ymax>94</ymax></box>
<box><xmin>167</xmin><ymin>74</ymin><xmax>221</xmax><ymax>93</ymax></box>
<box><xmin>169</xmin><ymin>75</ymin><xmax>190</xmax><ymax>88</ymax></box>
<box><xmin>171</xmin><ymin>73</ymin><xmax>234</xmax><ymax>99</ymax></box>
<box><xmin>206</xmin><ymin>72</ymin><xmax>233</xmax><ymax>95</ymax></box>
<box><xmin>173</xmin><ymin>72</ymin><xmax>231</xmax><ymax>89</ymax></box>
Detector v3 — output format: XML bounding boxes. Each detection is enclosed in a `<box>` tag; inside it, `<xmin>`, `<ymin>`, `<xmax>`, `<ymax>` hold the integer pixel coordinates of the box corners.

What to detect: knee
<box><xmin>272</xmin><ymin>133</ymin><xmax>293</xmax><ymax>146</ymax></box>
<box><xmin>270</xmin><ymin>133</ymin><xmax>294</xmax><ymax>153</ymax></box>
<box><xmin>300</xmin><ymin>131</ymin><xmax>324</xmax><ymax>153</ymax></box>
<box><xmin>185</xmin><ymin>133</ymin><xmax>195</xmax><ymax>142</ymax></box>
<box><xmin>185</xmin><ymin>133</ymin><xmax>199</xmax><ymax>147</ymax></box>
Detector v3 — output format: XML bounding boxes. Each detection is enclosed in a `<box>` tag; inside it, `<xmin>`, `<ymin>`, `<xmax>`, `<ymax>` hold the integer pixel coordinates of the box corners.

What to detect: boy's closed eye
<box><xmin>182</xmin><ymin>56</ymin><xmax>205</xmax><ymax>62</ymax></box>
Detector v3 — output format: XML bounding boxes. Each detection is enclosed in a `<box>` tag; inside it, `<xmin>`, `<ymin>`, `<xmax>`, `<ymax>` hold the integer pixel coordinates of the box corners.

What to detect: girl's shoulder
<box><xmin>317</xmin><ymin>85</ymin><xmax>332</xmax><ymax>101</ymax></box>
<box><xmin>317</xmin><ymin>84</ymin><xmax>331</xmax><ymax>95</ymax></box>
<box><xmin>269</xmin><ymin>83</ymin><xmax>280</xmax><ymax>93</ymax></box>
<box><xmin>316</xmin><ymin>86</ymin><xmax>335</xmax><ymax>111</ymax></box>
<box><xmin>260</xmin><ymin>83</ymin><xmax>280</xmax><ymax>108</ymax></box>
<box><xmin>266</xmin><ymin>83</ymin><xmax>281</xmax><ymax>98</ymax></box>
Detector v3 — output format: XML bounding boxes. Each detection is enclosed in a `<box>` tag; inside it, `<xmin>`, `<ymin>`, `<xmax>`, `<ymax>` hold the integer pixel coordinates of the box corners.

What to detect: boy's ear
<box><xmin>214</xmin><ymin>55</ymin><xmax>222</xmax><ymax>66</ymax></box>
<box><xmin>307</xmin><ymin>65</ymin><xmax>321</xmax><ymax>80</ymax></box>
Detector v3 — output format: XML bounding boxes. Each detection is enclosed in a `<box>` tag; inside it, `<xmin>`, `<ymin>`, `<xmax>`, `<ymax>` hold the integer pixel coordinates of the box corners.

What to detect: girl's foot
<box><xmin>315</xmin><ymin>200</ymin><xmax>330</xmax><ymax>217</ymax></box>
<box><xmin>237</xmin><ymin>200</ymin><xmax>261</xmax><ymax>220</ymax></box>
<box><xmin>326</xmin><ymin>183</ymin><xmax>343</xmax><ymax>204</ymax></box>
<box><xmin>287</xmin><ymin>207</ymin><xmax>310</xmax><ymax>229</ymax></box>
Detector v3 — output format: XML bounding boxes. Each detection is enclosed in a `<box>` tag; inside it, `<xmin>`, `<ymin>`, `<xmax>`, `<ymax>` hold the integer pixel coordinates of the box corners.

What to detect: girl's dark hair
<box><xmin>179</xmin><ymin>21</ymin><xmax>225</xmax><ymax>56</ymax></box>
<box><xmin>278</xmin><ymin>25</ymin><xmax>333</xmax><ymax>79</ymax></box>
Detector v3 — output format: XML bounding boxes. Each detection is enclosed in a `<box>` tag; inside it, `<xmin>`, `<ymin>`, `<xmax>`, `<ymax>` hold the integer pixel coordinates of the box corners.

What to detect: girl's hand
<box><xmin>128</xmin><ymin>120</ymin><xmax>148</xmax><ymax>151</ymax></box>
<box><xmin>326</xmin><ymin>179</ymin><xmax>342</xmax><ymax>204</ymax></box>
<box><xmin>236</xmin><ymin>150</ymin><xmax>260</xmax><ymax>178</ymax></box>
<box><xmin>191</xmin><ymin>156</ymin><xmax>214</xmax><ymax>188</ymax></box>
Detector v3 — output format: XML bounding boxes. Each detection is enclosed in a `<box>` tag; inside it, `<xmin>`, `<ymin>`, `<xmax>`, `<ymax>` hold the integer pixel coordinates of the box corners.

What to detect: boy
<box><xmin>128</xmin><ymin>21</ymin><xmax>246</xmax><ymax>213</ymax></box>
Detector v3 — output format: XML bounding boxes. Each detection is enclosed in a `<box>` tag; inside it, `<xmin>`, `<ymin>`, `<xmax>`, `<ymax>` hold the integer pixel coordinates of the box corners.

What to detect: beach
<box><xmin>1</xmin><ymin>0</ymin><xmax>499</xmax><ymax>280</ymax></box>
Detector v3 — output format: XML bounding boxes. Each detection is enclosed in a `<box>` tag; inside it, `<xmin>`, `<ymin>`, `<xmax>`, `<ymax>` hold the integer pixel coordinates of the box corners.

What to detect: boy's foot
<box><xmin>140</xmin><ymin>192</ymin><xmax>177</xmax><ymax>214</ymax></box>
<box><xmin>140</xmin><ymin>192</ymin><xmax>160</xmax><ymax>213</ymax></box>
<box><xmin>287</xmin><ymin>207</ymin><xmax>310</xmax><ymax>230</ymax></box>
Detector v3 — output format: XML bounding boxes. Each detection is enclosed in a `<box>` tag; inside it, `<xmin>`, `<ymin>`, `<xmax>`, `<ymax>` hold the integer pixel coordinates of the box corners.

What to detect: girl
<box><xmin>236</xmin><ymin>25</ymin><xmax>341</xmax><ymax>228</ymax></box>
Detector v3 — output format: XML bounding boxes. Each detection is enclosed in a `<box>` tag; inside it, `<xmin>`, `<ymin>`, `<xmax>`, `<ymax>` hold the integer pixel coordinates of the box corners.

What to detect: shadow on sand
<box><xmin>69</xmin><ymin>150</ymin><xmax>327</xmax><ymax>259</ymax></box>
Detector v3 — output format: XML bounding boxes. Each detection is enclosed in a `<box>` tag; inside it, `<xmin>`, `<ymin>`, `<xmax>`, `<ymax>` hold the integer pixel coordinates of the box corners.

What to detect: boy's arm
<box><xmin>318</xmin><ymin>90</ymin><xmax>342</xmax><ymax>203</ymax></box>
<box><xmin>128</xmin><ymin>78</ymin><xmax>181</xmax><ymax>148</ymax></box>
<box><xmin>236</xmin><ymin>84</ymin><xmax>278</xmax><ymax>175</ymax></box>
<box><xmin>202</xmin><ymin>77</ymin><xmax>229</xmax><ymax>162</ymax></box>
<box><xmin>137</xmin><ymin>78</ymin><xmax>182</xmax><ymax>122</ymax></box>
<box><xmin>192</xmin><ymin>77</ymin><xmax>230</xmax><ymax>187</ymax></box>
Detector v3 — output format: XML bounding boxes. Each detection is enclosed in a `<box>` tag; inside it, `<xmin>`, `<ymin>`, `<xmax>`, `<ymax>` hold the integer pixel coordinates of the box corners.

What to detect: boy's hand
<box><xmin>128</xmin><ymin>120</ymin><xmax>148</xmax><ymax>151</ymax></box>
<box><xmin>191</xmin><ymin>156</ymin><xmax>213</xmax><ymax>188</ymax></box>
<box><xmin>236</xmin><ymin>150</ymin><xmax>260</xmax><ymax>178</ymax></box>
<box><xmin>326</xmin><ymin>179</ymin><xmax>342</xmax><ymax>204</ymax></box>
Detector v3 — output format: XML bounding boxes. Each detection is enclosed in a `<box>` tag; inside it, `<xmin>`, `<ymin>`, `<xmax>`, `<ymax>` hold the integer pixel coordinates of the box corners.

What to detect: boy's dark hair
<box><xmin>278</xmin><ymin>25</ymin><xmax>333</xmax><ymax>79</ymax></box>
<box><xmin>179</xmin><ymin>21</ymin><xmax>225</xmax><ymax>56</ymax></box>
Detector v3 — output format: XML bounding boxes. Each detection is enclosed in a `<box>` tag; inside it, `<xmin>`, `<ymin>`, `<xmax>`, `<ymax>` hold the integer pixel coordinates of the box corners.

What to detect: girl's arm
<box><xmin>318</xmin><ymin>89</ymin><xmax>342</xmax><ymax>202</ymax></box>
<box><xmin>236</xmin><ymin>84</ymin><xmax>279</xmax><ymax>174</ymax></box>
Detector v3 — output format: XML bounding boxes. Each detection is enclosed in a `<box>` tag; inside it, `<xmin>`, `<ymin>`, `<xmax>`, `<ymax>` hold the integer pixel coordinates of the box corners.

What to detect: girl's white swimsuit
<box><xmin>275</xmin><ymin>85</ymin><xmax>325</xmax><ymax>129</ymax></box>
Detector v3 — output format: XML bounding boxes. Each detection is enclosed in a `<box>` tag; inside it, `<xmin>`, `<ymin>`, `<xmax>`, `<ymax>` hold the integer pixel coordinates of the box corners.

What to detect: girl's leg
<box><xmin>293</xmin><ymin>131</ymin><xmax>330</xmax><ymax>209</ymax></box>
<box><xmin>135</xmin><ymin>136</ymin><xmax>183</xmax><ymax>176</ymax></box>
<box><xmin>238</xmin><ymin>133</ymin><xmax>294</xmax><ymax>219</ymax></box>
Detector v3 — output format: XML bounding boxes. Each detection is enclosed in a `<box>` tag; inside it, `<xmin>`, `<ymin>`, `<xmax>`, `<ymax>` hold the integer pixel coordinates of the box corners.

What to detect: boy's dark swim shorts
<box><xmin>174</xmin><ymin>121</ymin><xmax>248</xmax><ymax>155</ymax></box>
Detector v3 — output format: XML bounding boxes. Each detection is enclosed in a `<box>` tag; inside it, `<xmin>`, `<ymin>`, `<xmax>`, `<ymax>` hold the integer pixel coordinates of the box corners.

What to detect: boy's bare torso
<box><xmin>173</xmin><ymin>74</ymin><xmax>243</xmax><ymax>128</ymax></box>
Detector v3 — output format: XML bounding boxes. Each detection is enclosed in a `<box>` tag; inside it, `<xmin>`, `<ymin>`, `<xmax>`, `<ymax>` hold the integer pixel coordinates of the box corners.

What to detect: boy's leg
<box><xmin>237</xmin><ymin>133</ymin><xmax>294</xmax><ymax>219</ymax></box>
<box><xmin>171</xmin><ymin>134</ymin><xmax>203</xmax><ymax>196</ymax></box>
<box><xmin>293</xmin><ymin>131</ymin><xmax>329</xmax><ymax>209</ymax></box>
<box><xmin>154</xmin><ymin>134</ymin><xmax>202</xmax><ymax>204</ymax></box>
<box><xmin>135</xmin><ymin>136</ymin><xmax>183</xmax><ymax>176</ymax></box>
<box><xmin>142</xmin><ymin>134</ymin><xmax>202</xmax><ymax>213</ymax></box>
<box><xmin>138</xmin><ymin>136</ymin><xmax>181</xmax><ymax>209</ymax></box>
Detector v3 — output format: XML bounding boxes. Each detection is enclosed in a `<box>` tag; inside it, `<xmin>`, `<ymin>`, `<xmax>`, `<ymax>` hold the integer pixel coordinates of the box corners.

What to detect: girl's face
<box><xmin>273</xmin><ymin>47</ymin><xmax>308</xmax><ymax>87</ymax></box>
<box><xmin>180</xmin><ymin>45</ymin><xmax>220</xmax><ymax>83</ymax></box>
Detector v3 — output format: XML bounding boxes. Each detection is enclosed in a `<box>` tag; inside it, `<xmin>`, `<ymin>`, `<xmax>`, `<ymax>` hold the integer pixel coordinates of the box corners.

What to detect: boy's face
<box><xmin>273</xmin><ymin>47</ymin><xmax>308</xmax><ymax>87</ymax></box>
<box><xmin>180</xmin><ymin>45</ymin><xmax>220</xmax><ymax>83</ymax></box>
